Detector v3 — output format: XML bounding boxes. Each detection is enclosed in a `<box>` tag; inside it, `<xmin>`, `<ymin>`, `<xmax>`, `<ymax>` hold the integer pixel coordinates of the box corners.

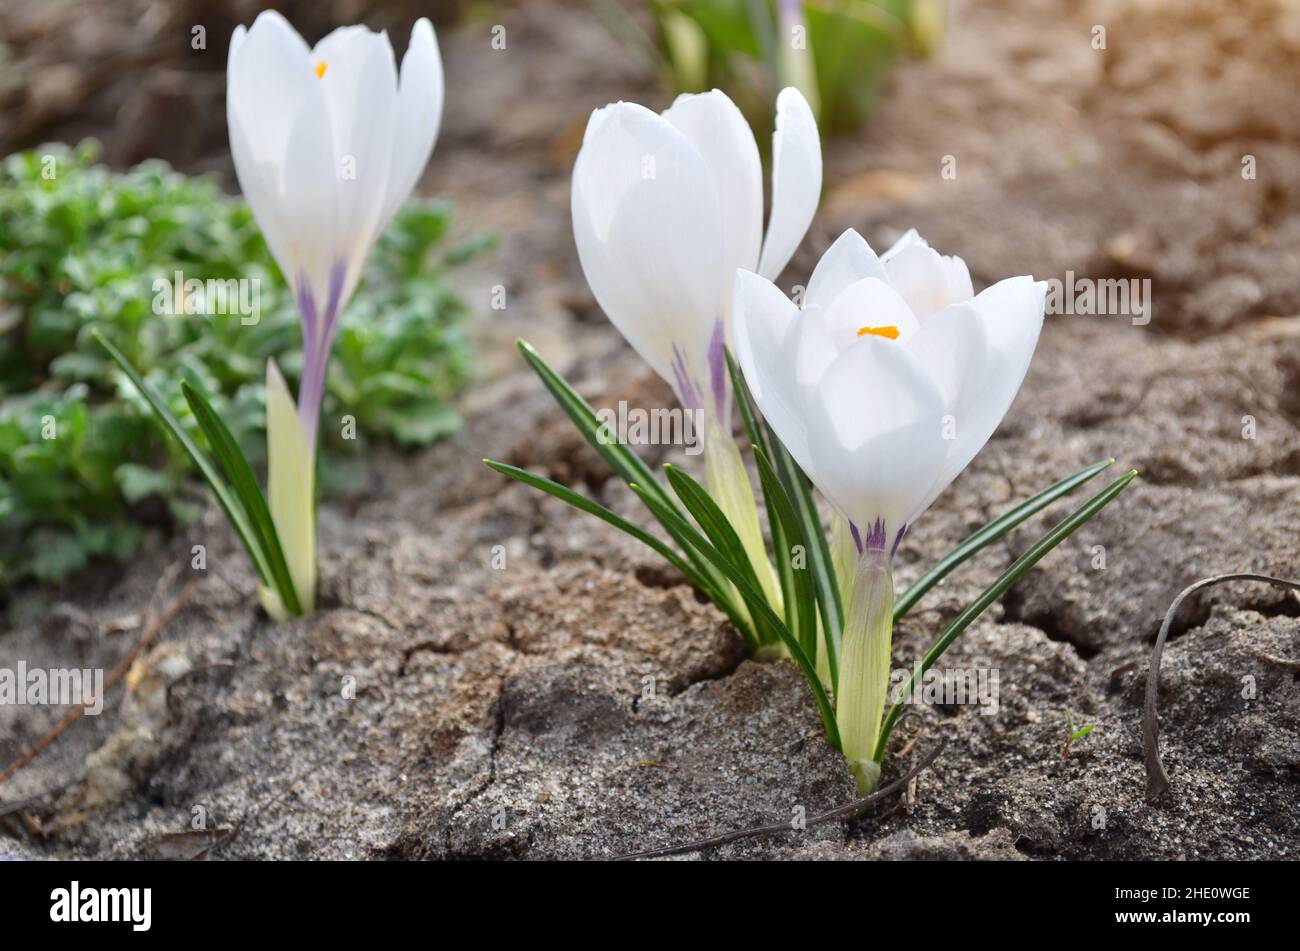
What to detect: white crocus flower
<box><xmin>226</xmin><ymin>11</ymin><xmax>443</xmax><ymax>618</ymax></box>
<box><xmin>733</xmin><ymin>227</ymin><xmax>1047</xmax><ymax>790</ymax></box>
<box><xmin>571</xmin><ymin>86</ymin><xmax>821</xmax><ymax>608</ymax></box>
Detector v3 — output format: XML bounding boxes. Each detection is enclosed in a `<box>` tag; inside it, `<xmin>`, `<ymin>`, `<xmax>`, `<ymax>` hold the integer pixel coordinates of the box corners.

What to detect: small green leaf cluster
<box><xmin>595</xmin><ymin>0</ymin><xmax>939</xmax><ymax>135</ymax></box>
<box><xmin>0</xmin><ymin>142</ymin><xmax>485</xmax><ymax>590</ymax></box>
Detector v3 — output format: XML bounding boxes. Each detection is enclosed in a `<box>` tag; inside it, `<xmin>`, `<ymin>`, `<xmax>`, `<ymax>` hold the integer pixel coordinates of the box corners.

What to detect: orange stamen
<box><xmin>314</xmin><ymin>61</ymin><xmax>328</xmax><ymax>79</ymax></box>
<box><xmin>856</xmin><ymin>325</ymin><xmax>900</xmax><ymax>340</ymax></box>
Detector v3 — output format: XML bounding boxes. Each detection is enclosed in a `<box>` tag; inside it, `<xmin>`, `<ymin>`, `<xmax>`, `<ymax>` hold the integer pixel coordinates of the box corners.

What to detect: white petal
<box><xmin>663</xmin><ymin>90</ymin><xmax>763</xmax><ymax>298</ymax></box>
<box><xmin>571</xmin><ymin>102</ymin><xmax>725</xmax><ymax>399</ymax></box>
<box><xmin>757</xmin><ymin>87</ymin><xmax>821</xmax><ymax>281</ymax></box>
<box><xmin>226</xmin><ymin>13</ymin><xmax>308</xmax><ymax>283</ymax></box>
<box><xmin>905</xmin><ymin>301</ymin><xmax>988</xmax><ymax>411</ymax></box>
<box><xmin>965</xmin><ymin>274</ymin><xmax>1046</xmax><ymax>437</ymax></box>
<box><xmin>379</xmin><ymin>18</ymin><xmax>444</xmax><ymax>232</ymax></box>
<box><xmin>972</xmin><ymin>275</ymin><xmax>1047</xmax><ymax>387</ymax></box>
<box><xmin>227</xmin><ymin>24</ymin><xmax>247</xmax><ymax>79</ymax></box>
<box><xmin>803</xmin><ymin>228</ymin><xmax>887</xmax><ymax>311</ymax></box>
<box><xmin>804</xmin><ymin>337</ymin><xmax>948</xmax><ymax>534</ymax></box>
<box><xmin>919</xmin><ymin>276</ymin><xmax>1045</xmax><ymax>513</ymax></box>
<box><xmin>906</xmin><ymin>302</ymin><xmax>991</xmax><ymax>511</ymax></box>
<box><xmin>732</xmin><ymin>270</ymin><xmax>812</xmax><ymax>474</ymax></box>
<box><xmin>227</xmin><ymin>10</ymin><xmax>337</xmax><ymax>305</ymax></box>
<box><xmin>312</xmin><ymin>26</ymin><xmax>399</xmax><ymax>295</ymax></box>
<box><xmin>880</xmin><ymin>227</ymin><xmax>927</xmax><ymax>262</ymax></box>
<box><xmin>791</xmin><ymin>305</ymin><xmax>842</xmax><ymax>394</ymax></box>
<box><xmin>883</xmin><ymin>242</ymin><xmax>975</xmax><ymax>321</ymax></box>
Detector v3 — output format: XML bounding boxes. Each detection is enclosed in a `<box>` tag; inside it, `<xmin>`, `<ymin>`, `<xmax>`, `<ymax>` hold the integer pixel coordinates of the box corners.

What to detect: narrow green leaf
<box><xmin>484</xmin><ymin>459</ymin><xmax>712</xmax><ymax>595</ymax></box>
<box><xmin>752</xmin><ymin>447</ymin><xmax>823</xmax><ymax>679</ymax></box>
<box><xmin>181</xmin><ymin>379</ymin><xmax>302</xmax><ymax>617</ymax></box>
<box><xmin>662</xmin><ymin>463</ymin><xmax>776</xmax><ymax>645</ymax></box>
<box><xmin>873</xmin><ymin>468</ymin><xmax>1138</xmax><ymax>761</ymax></box>
<box><xmin>726</xmin><ymin>350</ymin><xmax>771</xmax><ymax>460</ymax></box>
<box><xmin>486</xmin><ymin>459</ymin><xmax>755</xmax><ymax>638</ymax></box>
<box><xmin>517</xmin><ymin>340</ymin><xmax>675</xmax><ymax>511</ymax></box>
<box><xmin>764</xmin><ymin>416</ymin><xmax>843</xmax><ymax>650</ymax></box>
<box><xmin>516</xmin><ymin>339</ymin><xmax>728</xmax><ymax>601</ymax></box>
<box><xmin>728</xmin><ymin>349</ymin><xmax>842</xmax><ymax>666</ymax></box>
<box><xmin>727</xmin><ymin>351</ymin><xmax>797</xmax><ymax>627</ymax></box>
<box><xmin>629</xmin><ymin>481</ymin><xmax>841</xmax><ymax>749</ymax></box>
<box><xmin>768</xmin><ymin>502</ymin><xmax>797</xmax><ymax>627</ymax></box>
<box><xmin>94</xmin><ymin>330</ymin><xmax>274</xmax><ymax>589</ymax></box>
<box><xmin>894</xmin><ymin>458</ymin><xmax>1115</xmax><ymax>620</ymax></box>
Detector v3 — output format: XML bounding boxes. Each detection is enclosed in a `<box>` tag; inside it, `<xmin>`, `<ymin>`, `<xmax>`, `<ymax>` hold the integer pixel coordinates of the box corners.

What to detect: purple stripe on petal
<box><xmin>850</xmin><ymin>521</ymin><xmax>863</xmax><ymax>554</ymax></box>
<box><xmin>706</xmin><ymin>319</ymin><xmax>728</xmax><ymax>421</ymax></box>
<box><xmin>318</xmin><ymin>258</ymin><xmax>348</xmax><ymax>348</ymax></box>
<box><xmin>860</xmin><ymin>517</ymin><xmax>887</xmax><ymax>552</ymax></box>
<box><xmin>890</xmin><ymin>524</ymin><xmax>908</xmax><ymax>559</ymax></box>
<box><xmin>296</xmin><ymin>261</ymin><xmax>349</xmax><ymax>449</ymax></box>
<box><xmin>671</xmin><ymin>343</ymin><xmax>702</xmax><ymax>411</ymax></box>
<box><xmin>296</xmin><ymin>276</ymin><xmax>319</xmax><ymax>360</ymax></box>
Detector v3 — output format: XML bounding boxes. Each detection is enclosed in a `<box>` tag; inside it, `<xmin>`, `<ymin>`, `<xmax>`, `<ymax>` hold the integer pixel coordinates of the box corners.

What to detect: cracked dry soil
<box><xmin>1</xmin><ymin>0</ymin><xmax>1298</xmax><ymax>859</ymax></box>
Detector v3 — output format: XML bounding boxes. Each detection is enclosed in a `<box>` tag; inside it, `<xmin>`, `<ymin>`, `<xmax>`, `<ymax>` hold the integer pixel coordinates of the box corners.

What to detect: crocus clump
<box><xmin>490</xmin><ymin>86</ymin><xmax>1136</xmax><ymax>793</ymax></box>
<box><xmin>571</xmin><ymin>86</ymin><xmax>821</xmax><ymax>609</ymax></box>
<box><xmin>227</xmin><ymin>11</ymin><xmax>445</xmax><ymax>617</ymax></box>
<box><xmin>99</xmin><ymin>12</ymin><xmax>446</xmax><ymax>620</ymax></box>
<box><xmin>733</xmin><ymin>228</ymin><xmax>1048</xmax><ymax>789</ymax></box>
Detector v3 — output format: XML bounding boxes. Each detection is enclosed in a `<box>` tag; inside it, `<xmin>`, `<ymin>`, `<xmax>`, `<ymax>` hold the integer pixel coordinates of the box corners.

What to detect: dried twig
<box><xmin>0</xmin><ymin>575</ymin><xmax>197</xmax><ymax>789</ymax></box>
<box><xmin>1143</xmin><ymin>572</ymin><xmax>1300</xmax><ymax>801</ymax></box>
<box><xmin>614</xmin><ymin>736</ymin><xmax>948</xmax><ymax>860</ymax></box>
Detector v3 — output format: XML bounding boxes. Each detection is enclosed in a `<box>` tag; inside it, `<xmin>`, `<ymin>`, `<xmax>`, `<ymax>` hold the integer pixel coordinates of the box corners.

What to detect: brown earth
<box><xmin>1</xmin><ymin>0</ymin><xmax>1298</xmax><ymax>859</ymax></box>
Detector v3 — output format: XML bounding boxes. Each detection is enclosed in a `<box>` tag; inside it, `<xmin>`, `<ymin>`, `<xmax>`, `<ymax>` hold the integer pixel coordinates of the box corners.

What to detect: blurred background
<box><xmin>2</xmin><ymin>0</ymin><xmax>1299</xmax><ymax>862</ymax></box>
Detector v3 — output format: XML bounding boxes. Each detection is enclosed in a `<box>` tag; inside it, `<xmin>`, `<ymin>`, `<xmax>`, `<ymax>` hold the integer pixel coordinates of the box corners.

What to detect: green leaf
<box><xmin>0</xmin><ymin>145</ymin><xmax>474</xmax><ymax>593</ymax></box>
<box><xmin>663</xmin><ymin>463</ymin><xmax>772</xmax><ymax>647</ymax></box>
<box><xmin>30</xmin><ymin>533</ymin><xmax>92</xmax><ymax>581</ymax></box>
<box><xmin>181</xmin><ymin>378</ymin><xmax>302</xmax><ymax>616</ymax></box>
<box><xmin>517</xmin><ymin>340</ymin><xmax>673</xmax><ymax>509</ymax></box>
<box><xmin>662</xmin><ymin>463</ymin><xmax>758</xmax><ymax>582</ymax></box>
<box><xmin>726</xmin><ymin>350</ymin><xmax>794</xmax><ymax>622</ymax></box>
<box><xmin>629</xmin><ymin>480</ymin><xmax>841</xmax><ymax>749</ymax></box>
<box><xmin>516</xmin><ymin>338</ymin><xmax>731</xmax><ymax>610</ymax></box>
<box><xmin>873</xmin><ymin>468</ymin><xmax>1138</xmax><ymax>761</ymax></box>
<box><xmin>727</xmin><ymin>349</ymin><xmax>843</xmax><ymax>667</ymax></box>
<box><xmin>765</xmin><ymin>413</ymin><xmax>843</xmax><ymax>650</ymax></box>
<box><xmin>95</xmin><ymin>330</ymin><xmax>275</xmax><ymax>590</ymax></box>
<box><xmin>752</xmin><ymin>447</ymin><xmax>823</xmax><ymax>680</ymax></box>
<box><xmin>115</xmin><ymin>462</ymin><xmax>172</xmax><ymax>503</ymax></box>
<box><xmin>378</xmin><ymin>401</ymin><xmax>462</xmax><ymax>445</ymax></box>
<box><xmin>483</xmin><ymin>458</ymin><xmax>717</xmax><ymax>602</ymax></box>
<box><xmin>894</xmin><ymin>459</ymin><xmax>1116</xmax><ymax>620</ymax></box>
<box><xmin>49</xmin><ymin>351</ymin><xmax>106</xmax><ymax>381</ymax></box>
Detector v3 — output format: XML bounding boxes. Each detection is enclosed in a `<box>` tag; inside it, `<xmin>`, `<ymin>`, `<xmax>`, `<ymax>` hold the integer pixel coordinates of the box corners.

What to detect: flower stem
<box><xmin>827</xmin><ymin>510</ymin><xmax>855</xmax><ymax>676</ymax></box>
<box><xmin>835</xmin><ymin>546</ymin><xmax>894</xmax><ymax>794</ymax></box>
<box><xmin>703</xmin><ymin>426</ymin><xmax>784</xmax><ymax>622</ymax></box>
